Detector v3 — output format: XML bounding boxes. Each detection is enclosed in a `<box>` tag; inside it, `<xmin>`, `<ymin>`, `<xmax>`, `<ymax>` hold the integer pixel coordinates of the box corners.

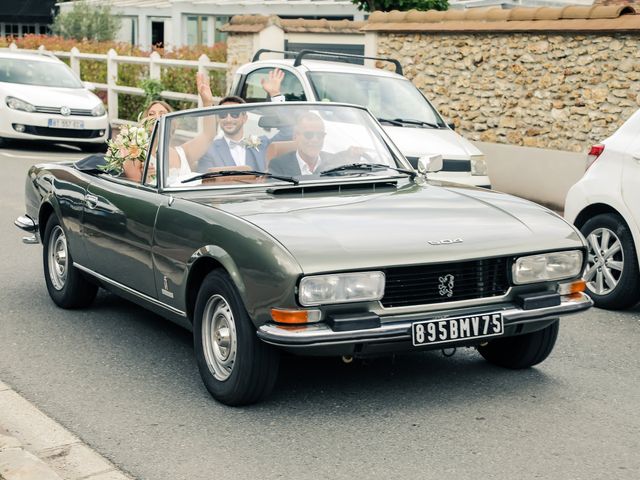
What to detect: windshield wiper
<box><xmin>377</xmin><ymin>117</ymin><xmax>441</xmax><ymax>129</ymax></box>
<box><xmin>181</xmin><ymin>170</ymin><xmax>299</xmax><ymax>185</ymax></box>
<box><xmin>320</xmin><ymin>163</ymin><xmax>416</xmax><ymax>178</ymax></box>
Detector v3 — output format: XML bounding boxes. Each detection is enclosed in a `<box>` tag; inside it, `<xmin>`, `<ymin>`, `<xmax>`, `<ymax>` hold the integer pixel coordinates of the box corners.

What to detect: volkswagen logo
<box><xmin>438</xmin><ymin>274</ymin><xmax>455</xmax><ymax>297</ymax></box>
<box><xmin>60</xmin><ymin>106</ymin><xmax>71</xmax><ymax>116</ymax></box>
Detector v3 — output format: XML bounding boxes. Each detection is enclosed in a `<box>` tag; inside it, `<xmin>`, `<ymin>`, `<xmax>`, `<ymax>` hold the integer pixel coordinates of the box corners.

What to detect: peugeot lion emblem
<box><xmin>438</xmin><ymin>274</ymin><xmax>455</xmax><ymax>297</ymax></box>
<box><xmin>60</xmin><ymin>106</ymin><xmax>71</xmax><ymax>116</ymax></box>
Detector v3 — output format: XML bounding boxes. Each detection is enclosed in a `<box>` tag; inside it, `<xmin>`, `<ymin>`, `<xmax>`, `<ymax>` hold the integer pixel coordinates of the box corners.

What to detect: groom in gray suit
<box><xmin>196</xmin><ymin>95</ymin><xmax>268</xmax><ymax>172</ymax></box>
<box><xmin>197</xmin><ymin>70</ymin><xmax>287</xmax><ymax>172</ymax></box>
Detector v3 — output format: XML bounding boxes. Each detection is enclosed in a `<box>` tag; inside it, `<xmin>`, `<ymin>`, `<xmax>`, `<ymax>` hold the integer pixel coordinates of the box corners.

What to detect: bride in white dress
<box><xmin>123</xmin><ymin>72</ymin><xmax>215</xmax><ymax>184</ymax></box>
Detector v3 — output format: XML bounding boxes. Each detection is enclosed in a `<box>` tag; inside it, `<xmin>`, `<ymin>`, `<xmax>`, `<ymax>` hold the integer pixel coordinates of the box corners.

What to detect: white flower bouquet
<box><xmin>100</xmin><ymin>118</ymin><xmax>154</xmax><ymax>175</ymax></box>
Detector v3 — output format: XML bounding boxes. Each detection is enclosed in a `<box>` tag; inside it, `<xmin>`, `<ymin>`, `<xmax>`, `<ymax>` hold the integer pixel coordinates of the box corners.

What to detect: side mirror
<box><xmin>83</xmin><ymin>81</ymin><xmax>96</xmax><ymax>91</ymax></box>
<box><xmin>418</xmin><ymin>154</ymin><xmax>443</xmax><ymax>174</ymax></box>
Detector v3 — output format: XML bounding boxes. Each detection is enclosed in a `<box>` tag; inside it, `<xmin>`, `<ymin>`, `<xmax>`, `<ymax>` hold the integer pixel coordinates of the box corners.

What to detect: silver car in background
<box><xmin>231</xmin><ymin>49</ymin><xmax>491</xmax><ymax>188</ymax></box>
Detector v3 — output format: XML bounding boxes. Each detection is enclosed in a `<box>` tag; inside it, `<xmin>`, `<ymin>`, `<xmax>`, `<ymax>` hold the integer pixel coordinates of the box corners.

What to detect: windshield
<box><xmin>0</xmin><ymin>58</ymin><xmax>83</xmax><ymax>88</ymax></box>
<box><xmin>162</xmin><ymin>103</ymin><xmax>405</xmax><ymax>188</ymax></box>
<box><xmin>308</xmin><ymin>72</ymin><xmax>444</xmax><ymax>127</ymax></box>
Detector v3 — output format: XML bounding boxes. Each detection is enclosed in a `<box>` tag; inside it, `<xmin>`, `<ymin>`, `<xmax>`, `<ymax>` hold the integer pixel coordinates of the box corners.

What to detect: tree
<box><xmin>52</xmin><ymin>1</ymin><xmax>121</xmax><ymax>42</ymax></box>
<box><xmin>351</xmin><ymin>0</ymin><xmax>448</xmax><ymax>12</ymax></box>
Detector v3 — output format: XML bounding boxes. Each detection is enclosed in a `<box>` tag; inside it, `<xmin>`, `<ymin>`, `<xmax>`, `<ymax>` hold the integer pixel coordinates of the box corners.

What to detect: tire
<box><xmin>193</xmin><ymin>270</ymin><xmax>280</xmax><ymax>406</ymax></box>
<box><xmin>478</xmin><ymin>320</ymin><xmax>559</xmax><ymax>369</ymax></box>
<box><xmin>580</xmin><ymin>213</ymin><xmax>640</xmax><ymax>309</ymax></box>
<box><xmin>43</xmin><ymin>215</ymin><xmax>98</xmax><ymax>309</ymax></box>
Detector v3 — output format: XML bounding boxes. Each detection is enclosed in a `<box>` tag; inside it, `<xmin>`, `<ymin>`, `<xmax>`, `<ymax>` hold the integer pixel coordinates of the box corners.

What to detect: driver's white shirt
<box><xmin>296</xmin><ymin>151</ymin><xmax>322</xmax><ymax>175</ymax></box>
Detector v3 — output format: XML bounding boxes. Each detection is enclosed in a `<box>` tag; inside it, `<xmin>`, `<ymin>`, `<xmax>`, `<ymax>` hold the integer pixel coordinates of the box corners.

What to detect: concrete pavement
<box><xmin>0</xmin><ymin>380</ymin><xmax>132</xmax><ymax>480</ymax></box>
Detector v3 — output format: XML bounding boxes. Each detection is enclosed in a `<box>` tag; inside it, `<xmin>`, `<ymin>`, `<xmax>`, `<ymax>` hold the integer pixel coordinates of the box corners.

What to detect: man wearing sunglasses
<box><xmin>269</xmin><ymin>112</ymin><xmax>336</xmax><ymax>176</ymax></box>
<box><xmin>196</xmin><ymin>69</ymin><xmax>286</xmax><ymax>172</ymax></box>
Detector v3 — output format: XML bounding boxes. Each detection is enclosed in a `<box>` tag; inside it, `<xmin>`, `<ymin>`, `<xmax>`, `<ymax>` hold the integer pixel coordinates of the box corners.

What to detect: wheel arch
<box><xmin>38</xmin><ymin>202</ymin><xmax>55</xmax><ymax>240</ymax></box>
<box><xmin>573</xmin><ymin>203</ymin><xmax>623</xmax><ymax>229</ymax></box>
<box><xmin>185</xmin><ymin>247</ymin><xmax>246</xmax><ymax>324</ymax></box>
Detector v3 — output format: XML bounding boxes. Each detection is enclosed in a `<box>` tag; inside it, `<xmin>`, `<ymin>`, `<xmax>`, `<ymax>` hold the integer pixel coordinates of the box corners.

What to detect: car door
<box><xmin>81</xmin><ymin>148</ymin><xmax>163</xmax><ymax>298</ymax></box>
<box><xmin>622</xmin><ymin>136</ymin><xmax>640</xmax><ymax>230</ymax></box>
<box><xmin>239</xmin><ymin>67</ymin><xmax>307</xmax><ymax>102</ymax></box>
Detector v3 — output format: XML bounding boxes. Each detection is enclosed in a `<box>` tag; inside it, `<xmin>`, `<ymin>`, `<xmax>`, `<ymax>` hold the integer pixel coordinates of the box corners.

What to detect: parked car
<box><xmin>16</xmin><ymin>102</ymin><xmax>591</xmax><ymax>405</ymax></box>
<box><xmin>0</xmin><ymin>49</ymin><xmax>109</xmax><ymax>151</ymax></box>
<box><xmin>229</xmin><ymin>49</ymin><xmax>491</xmax><ymax>188</ymax></box>
<box><xmin>564</xmin><ymin>109</ymin><xmax>640</xmax><ymax>309</ymax></box>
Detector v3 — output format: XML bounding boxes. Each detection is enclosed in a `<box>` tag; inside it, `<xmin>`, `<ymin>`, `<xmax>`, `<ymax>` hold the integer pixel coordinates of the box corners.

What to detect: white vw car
<box><xmin>565</xmin><ymin>109</ymin><xmax>640</xmax><ymax>309</ymax></box>
<box><xmin>0</xmin><ymin>50</ymin><xmax>109</xmax><ymax>151</ymax></box>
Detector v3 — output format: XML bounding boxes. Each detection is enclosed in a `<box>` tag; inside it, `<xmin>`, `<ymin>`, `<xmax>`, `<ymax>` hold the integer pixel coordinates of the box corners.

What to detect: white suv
<box><xmin>230</xmin><ymin>50</ymin><xmax>490</xmax><ymax>188</ymax></box>
<box><xmin>0</xmin><ymin>50</ymin><xmax>109</xmax><ymax>151</ymax></box>
<box><xmin>564</xmin><ymin>109</ymin><xmax>640</xmax><ymax>309</ymax></box>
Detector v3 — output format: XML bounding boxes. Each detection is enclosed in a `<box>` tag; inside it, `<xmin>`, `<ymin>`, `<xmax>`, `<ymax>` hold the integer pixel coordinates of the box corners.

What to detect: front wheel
<box><xmin>43</xmin><ymin>215</ymin><xmax>98</xmax><ymax>308</ymax></box>
<box><xmin>193</xmin><ymin>270</ymin><xmax>279</xmax><ymax>406</ymax></box>
<box><xmin>580</xmin><ymin>213</ymin><xmax>640</xmax><ymax>309</ymax></box>
<box><xmin>477</xmin><ymin>320</ymin><xmax>559</xmax><ymax>369</ymax></box>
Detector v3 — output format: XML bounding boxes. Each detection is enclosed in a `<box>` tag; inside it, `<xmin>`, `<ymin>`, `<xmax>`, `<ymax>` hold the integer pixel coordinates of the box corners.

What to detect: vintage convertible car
<box><xmin>16</xmin><ymin>102</ymin><xmax>592</xmax><ymax>406</ymax></box>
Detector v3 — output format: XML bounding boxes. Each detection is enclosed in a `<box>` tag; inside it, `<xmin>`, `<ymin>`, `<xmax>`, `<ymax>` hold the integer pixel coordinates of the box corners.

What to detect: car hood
<box><xmin>383</xmin><ymin>126</ymin><xmax>483</xmax><ymax>160</ymax></box>
<box><xmin>0</xmin><ymin>82</ymin><xmax>100</xmax><ymax>109</ymax></box>
<box><xmin>189</xmin><ymin>182</ymin><xmax>583</xmax><ymax>274</ymax></box>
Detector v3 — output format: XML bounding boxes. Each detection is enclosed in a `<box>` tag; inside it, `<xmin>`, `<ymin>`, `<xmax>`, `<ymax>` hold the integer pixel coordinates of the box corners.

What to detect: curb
<box><xmin>0</xmin><ymin>380</ymin><xmax>133</xmax><ymax>480</ymax></box>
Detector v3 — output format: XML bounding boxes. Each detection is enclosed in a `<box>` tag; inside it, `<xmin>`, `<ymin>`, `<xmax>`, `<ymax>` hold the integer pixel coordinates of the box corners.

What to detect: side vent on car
<box><xmin>585</xmin><ymin>144</ymin><xmax>605</xmax><ymax>172</ymax></box>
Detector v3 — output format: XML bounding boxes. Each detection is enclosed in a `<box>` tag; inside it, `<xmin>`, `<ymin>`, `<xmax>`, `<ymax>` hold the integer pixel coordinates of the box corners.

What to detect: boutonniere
<box><xmin>242</xmin><ymin>135</ymin><xmax>262</xmax><ymax>151</ymax></box>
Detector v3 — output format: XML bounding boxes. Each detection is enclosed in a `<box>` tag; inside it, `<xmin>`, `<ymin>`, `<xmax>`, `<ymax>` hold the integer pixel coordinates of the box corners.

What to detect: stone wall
<box><xmin>376</xmin><ymin>32</ymin><xmax>640</xmax><ymax>152</ymax></box>
<box><xmin>225</xmin><ymin>33</ymin><xmax>254</xmax><ymax>88</ymax></box>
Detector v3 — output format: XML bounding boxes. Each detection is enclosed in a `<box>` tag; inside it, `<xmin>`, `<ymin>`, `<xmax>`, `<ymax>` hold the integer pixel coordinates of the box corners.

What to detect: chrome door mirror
<box><xmin>418</xmin><ymin>154</ymin><xmax>443</xmax><ymax>174</ymax></box>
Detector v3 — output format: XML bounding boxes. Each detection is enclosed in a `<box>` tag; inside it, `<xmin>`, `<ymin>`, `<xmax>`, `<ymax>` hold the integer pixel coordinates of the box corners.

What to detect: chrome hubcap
<box><xmin>202</xmin><ymin>294</ymin><xmax>237</xmax><ymax>381</ymax></box>
<box><xmin>48</xmin><ymin>225</ymin><xmax>68</xmax><ymax>290</ymax></box>
<box><xmin>584</xmin><ymin>227</ymin><xmax>624</xmax><ymax>296</ymax></box>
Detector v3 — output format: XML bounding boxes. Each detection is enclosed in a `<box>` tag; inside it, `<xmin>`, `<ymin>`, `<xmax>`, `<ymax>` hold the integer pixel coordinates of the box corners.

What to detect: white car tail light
<box><xmin>585</xmin><ymin>144</ymin><xmax>605</xmax><ymax>171</ymax></box>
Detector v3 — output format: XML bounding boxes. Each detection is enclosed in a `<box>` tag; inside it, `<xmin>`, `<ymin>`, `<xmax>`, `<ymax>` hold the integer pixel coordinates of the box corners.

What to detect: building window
<box><xmin>186</xmin><ymin>15</ymin><xmax>208</xmax><ymax>46</ymax></box>
<box><xmin>214</xmin><ymin>16</ymin><xmax>229</xmax><ymax>43</ymax></box>
<box><xmin>39</xmin><ymin>25</ymin><xmax>48</xmax><ymax>35</ymax></box>
<box><xmin>6</xmin><ymin>24</ymin><xmax>20</xmax><ymax>36</ymax></box>
<box><xmin>23</xmin><ymin>25</ymin><xmax>36</xmax><ymax>35</ymax></box>
<box><xmin>151</xmin><ymin>21</ymin><xmax>165</xmax><ymax>48</ymax></box>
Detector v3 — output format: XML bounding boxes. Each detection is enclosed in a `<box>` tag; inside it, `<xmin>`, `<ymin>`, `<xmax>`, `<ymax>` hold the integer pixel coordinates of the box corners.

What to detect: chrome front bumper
<box><xmin>15</xmin><ymin>215</ymin><xmax>40</xmax><ymax>244</ymax></box>
<box><xmin>257</xmin><ymin>292</ymin><xmax>593</xmax><ymax>348</ymax></box>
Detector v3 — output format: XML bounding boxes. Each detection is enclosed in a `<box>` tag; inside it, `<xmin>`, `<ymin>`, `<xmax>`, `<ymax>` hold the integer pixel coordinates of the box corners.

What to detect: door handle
<box><xmin>633</xmin><ymin>155</ymin><xmax>640</xmax><ymax>163</ymax></box>
<box><xmin>85</xmin><ymin>194</ymin><xmax>98</xmax><ymax>209</ymax></box>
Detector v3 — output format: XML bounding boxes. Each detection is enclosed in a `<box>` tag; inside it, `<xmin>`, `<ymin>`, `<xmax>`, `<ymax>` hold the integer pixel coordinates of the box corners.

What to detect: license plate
<box><xmin>412</xmin><ymin>312</ymin><xmax>503</xmax><ymax>347</ymax></box>
<box><xmin>48</xmin><ymin>118</ymin><xmax>84</xmax><ymax>129</ymax></box>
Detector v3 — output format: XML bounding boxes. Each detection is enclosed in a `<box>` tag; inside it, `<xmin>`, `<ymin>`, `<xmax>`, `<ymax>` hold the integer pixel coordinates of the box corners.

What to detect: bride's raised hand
<box><xmin>196</xmin><ymin>71</ymin><xmax>214</xmax><ymax>107</ymax></box>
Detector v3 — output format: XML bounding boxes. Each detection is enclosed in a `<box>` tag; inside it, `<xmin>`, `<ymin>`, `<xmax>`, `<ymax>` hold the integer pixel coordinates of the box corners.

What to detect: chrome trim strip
<box><xmin>74</xmin><ymin>263</ymin><xmax>187</xmax><ymax>317</ymax></box>
<box><xmin>257</xmin><ymin>292</ymin><xmax>593</xmax><ymax>347</ymax></box>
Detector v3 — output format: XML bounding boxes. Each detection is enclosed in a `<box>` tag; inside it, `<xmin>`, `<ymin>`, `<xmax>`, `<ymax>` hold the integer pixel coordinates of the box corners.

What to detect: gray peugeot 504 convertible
<box><xmin>15</xmin><ymin>102</ymin><xmax>592</xmax><ymax>405</ymax></box>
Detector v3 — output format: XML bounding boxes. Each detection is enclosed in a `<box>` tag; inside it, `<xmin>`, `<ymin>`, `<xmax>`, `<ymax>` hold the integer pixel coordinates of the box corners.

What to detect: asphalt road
<box><xmin>1</xmin><ymin>141</ymin><xmax>639</xmax><ymax>480</ymax></box>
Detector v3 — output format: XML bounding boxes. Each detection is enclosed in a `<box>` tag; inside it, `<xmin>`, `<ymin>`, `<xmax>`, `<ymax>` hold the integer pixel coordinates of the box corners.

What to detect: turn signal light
<box><xmin>558</xmin><ymin>279</ymin><xmax>586</xmax><ymax>295</ymax></box>
<box><xmin>271</xmin><ymin>308</ymin><xmax>321</xmax><ymax>325</ymax></box>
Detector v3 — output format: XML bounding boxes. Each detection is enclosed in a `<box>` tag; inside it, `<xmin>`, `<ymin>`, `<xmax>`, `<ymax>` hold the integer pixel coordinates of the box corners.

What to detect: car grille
<box><xmin>34</xmin><ymin>106</ymin><xmax>94</xmax><ymax>116</ymax></box>
<box><xmin>381</xmin><ymin>257</ymin><xmax>510</xmax><ymax>308</ymax></box>
<box><xmin>20</xmin><ymin>125</ymin><xmax>104</xmax><ymax>139</ymax></box>
<box><xmin>406</xmin><ymin>157</ymin><xmax>471</xmax><ymax>172</ymax></box>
